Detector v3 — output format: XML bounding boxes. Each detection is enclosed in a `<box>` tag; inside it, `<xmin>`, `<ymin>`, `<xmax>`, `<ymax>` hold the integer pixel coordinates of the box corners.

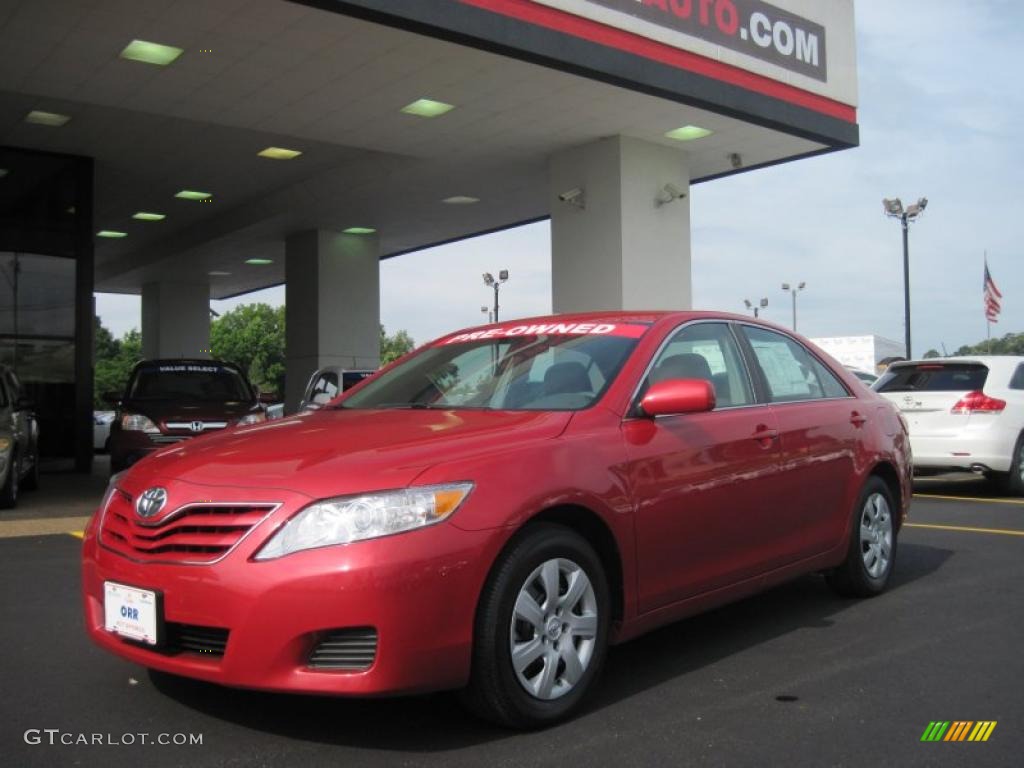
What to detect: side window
<box><xmin>1010</xmin><ymin>364</ymin><xmax>1024</xmax><ymax>391</ymax></box>
<box><xmin>644</xmin><ymin>323</ymin><xmax>754</xmax><ymax>408</ymax></box>
<box><xmin>742</xmin><ymin>326</ymin><xmax>850</xmax><ymax>402</ymax></box>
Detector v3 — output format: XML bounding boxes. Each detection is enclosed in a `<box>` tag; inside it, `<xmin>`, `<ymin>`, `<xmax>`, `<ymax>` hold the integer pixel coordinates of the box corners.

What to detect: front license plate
<box><xmin>104</xmin><ymin>582</ymin><xmax>159</xmax><ymax>645</ymax></box>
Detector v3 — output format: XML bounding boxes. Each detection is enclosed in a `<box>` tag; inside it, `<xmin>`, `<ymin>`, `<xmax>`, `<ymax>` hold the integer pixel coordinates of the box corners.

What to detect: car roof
<box><xmin>444</xmin><ymin>310</ymin><xmax>786</xmax><ymax>337</ymax></box>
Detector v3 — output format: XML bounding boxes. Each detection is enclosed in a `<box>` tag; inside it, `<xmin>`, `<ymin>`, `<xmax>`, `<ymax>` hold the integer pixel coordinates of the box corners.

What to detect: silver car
<box><xmin>0</xmin><ymin>365</ymin><xmax>40</xmax><ymax>508</ymax></box>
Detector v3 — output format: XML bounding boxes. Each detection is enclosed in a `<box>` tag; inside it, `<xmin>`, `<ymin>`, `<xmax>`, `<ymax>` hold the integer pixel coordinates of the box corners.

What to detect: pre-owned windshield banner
<box><xmin>580</xmin><ymin>0</ymin><xmax>827</xmax><ymax>81</ymax></box>
<box><xmin>442</xmin><ymin>322</ymin><xmax>649</xmax><ymax>344</ymax></box>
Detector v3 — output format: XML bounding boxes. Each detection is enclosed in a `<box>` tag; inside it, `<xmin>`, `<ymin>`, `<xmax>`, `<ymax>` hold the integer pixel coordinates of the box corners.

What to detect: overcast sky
<box><xmin>97</xmin><ymin>1</ymin><xmax>1023</xmax><ymax>356</ymax></box>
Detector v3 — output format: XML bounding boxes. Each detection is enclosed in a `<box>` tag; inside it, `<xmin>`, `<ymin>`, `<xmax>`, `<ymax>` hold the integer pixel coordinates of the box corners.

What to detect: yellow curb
<box><xmin>0</xmin><ymin>516</ymin><xmax>92</xmax><ymax>539</ymax></box>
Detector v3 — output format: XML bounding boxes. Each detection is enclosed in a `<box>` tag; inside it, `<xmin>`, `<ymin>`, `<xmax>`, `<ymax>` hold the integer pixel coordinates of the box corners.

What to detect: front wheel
<box><xmin>0</xmin><ymin>451</ymin><xmax>19</xmax><ymax>509</ymax></box>
<box><xmin>462</xmin><ymin>524</ymin><xmax>610</xmax><ymax>729</ymax></box>
<box><xmin>826</xmin><ymin>476</ymin><xmax>898</xmax><ymax>598</ymax></box>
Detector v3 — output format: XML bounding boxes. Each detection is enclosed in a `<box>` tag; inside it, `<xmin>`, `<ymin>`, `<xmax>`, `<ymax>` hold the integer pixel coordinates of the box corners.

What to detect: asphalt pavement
<box><xmin>1</xmin><ymin>483</ymin><xmax>1021</xmax><ymax>768</ymax></box>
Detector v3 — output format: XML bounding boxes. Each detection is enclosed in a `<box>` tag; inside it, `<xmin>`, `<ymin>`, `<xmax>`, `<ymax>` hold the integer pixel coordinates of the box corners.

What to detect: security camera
<box><xmin>558</xmin><ymin>187</ymin><xmax>585</xmax><ymax>209</ymax></box>
<box><xmin>655</xmin><ymin>182</ymin><xmax>687</xmax><ymax>207</ymax></box>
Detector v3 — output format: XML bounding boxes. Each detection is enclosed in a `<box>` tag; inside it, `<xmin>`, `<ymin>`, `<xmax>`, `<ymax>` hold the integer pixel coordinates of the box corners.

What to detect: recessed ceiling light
<box><xmin>96</xmin><ymin>230</ymin><xmax>127</xmax><ymax>238</ymax></box>
<box><xmin>257</xmin><ymin>146</ymin><xmax>302</xmax><ymax>160</ymax></box>
<box><xmin>25</xmin><ymin>110</ymin><xmax>71</xmax><ymax>127</ymax></box>
<box><xmin>175</xmin><ymin>189</ymin><xmax>211</xmax><ymax>201</ymax></box>
<box><xmin>120</xmin><ymin>39</ymin><xmax>183</xmax><ymax>66</ymax></box>
<box><xmin>208</xmin><ymin>270</ymin><xmax>231</xmax><ymax>276</ymax></box>
<box><xmin>400</xmin><ymin>98</ymin><xmax>454</xmax><ymax>118</ymax></box>
<box><xmin>442</xmin><ymin>196</ymin><xmax>480</xmax><ymax>205</ymax></box>
<box><xmin>664</xmin><ymin>124</ymin><xmax>713</xmax><ymax>141</ymax></box>
<box><xmin>245</xmin><ymin>258</ymin><xmax>273</xmax><ymax>265</ymax></box>
<box><xmin>132</xmin><ymin>212</ymin><xmax>165</xmax><ymax>221</ymax></box>
<box><xmin>0</xmin><ymin>169</ymin><xmax>7</xmax><ymax>178</ymax></box>
<box><xmin>343</xmin><ymin>227</ymin><xmax>376</xmax><ymax>235</ymax></box>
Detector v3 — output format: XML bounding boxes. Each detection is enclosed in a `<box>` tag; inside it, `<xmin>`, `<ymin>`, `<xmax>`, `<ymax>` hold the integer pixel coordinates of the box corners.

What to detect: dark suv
<box><xmin>107</xmin><ymin>360</ymin><xmax>269</xmax><ymax>473</ymax></box>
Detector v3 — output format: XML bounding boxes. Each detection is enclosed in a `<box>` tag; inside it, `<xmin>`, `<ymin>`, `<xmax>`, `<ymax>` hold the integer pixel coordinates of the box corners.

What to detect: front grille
<box><xmin>100</xmin><ymin>492</ymin><xmax>277</xmax><ymax>564</ymax></box>
<box><xmin>308</xmin><ymin>628</ymin><xmax>378</xmax><ymax>670</ymax></box>
<box><xmin>166</xmin><ymin>622</ymin><xmax>229</xmax><ymax>656</ymax></box>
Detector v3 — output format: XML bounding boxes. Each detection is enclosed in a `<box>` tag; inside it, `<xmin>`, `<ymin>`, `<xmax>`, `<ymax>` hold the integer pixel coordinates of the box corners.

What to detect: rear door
<box><xmin>875</xmin><ymin>362</ymin><xmax>990</xmax><ymax>437</ymax></box>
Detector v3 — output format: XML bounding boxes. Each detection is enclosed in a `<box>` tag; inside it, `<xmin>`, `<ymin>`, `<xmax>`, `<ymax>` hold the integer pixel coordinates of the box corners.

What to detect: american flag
<box><xmin>984</xmin><ymin>259</ymin><xmax>1002</xmax><ymax>323</ymax></box>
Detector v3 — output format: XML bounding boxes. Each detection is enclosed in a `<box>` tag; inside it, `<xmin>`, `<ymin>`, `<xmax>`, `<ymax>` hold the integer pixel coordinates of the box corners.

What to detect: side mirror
<box><xmin>258</xmin><ymin>392</ymin><xmax>278</xmax><ymax>405</ymax></box>
<box><xmin>103</xmin><ymin>391</ymin><xmax>123</xmax><ymax>406</ymax></box>
<box><xmin>640</xmin><ymin>379</ymin><xmax>716</xmax><ymax>417</ymax></box>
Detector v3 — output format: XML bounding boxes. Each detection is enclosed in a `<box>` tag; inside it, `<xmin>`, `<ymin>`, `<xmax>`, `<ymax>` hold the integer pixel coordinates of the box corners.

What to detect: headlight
<box><xmin>254</xmin><ymin>482</ymin><xmax>474</xmax><ymax>560</ymax></box>
<box><xmin>236</xmin><ymin>412</ymin><xmax>266</xmax><ymax>426</ymax></box>
<box><xmin>121</xmin><ymin>413</ymin><xmax>160</xmax><ymax>433</ymax></box>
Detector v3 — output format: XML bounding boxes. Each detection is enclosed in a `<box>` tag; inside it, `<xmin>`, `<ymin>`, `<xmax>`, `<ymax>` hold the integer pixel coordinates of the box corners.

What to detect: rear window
<box><xmin>874</xmin><ymin>363</ymin><xmax>988</xmax><ymax>393</ymax></box>
<box><xmin>128</xmin><ymin>363</ymin><xmax>253</xmax><ymax>402</ymax></box>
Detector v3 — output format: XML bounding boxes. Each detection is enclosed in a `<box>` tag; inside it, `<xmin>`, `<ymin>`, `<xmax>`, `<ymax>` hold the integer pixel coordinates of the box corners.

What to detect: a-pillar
<box><xmin>285</xmin><ymin>229</ymin><xmax>380</xmax><ymax>412</ymax></box>
<box><xmin>549</xmin><ymin>135</ymin><xmax>692</xmax><ymax>312</ymax></box>
<box><xmin>141</xmin><ymin>280</ymin><xmax>210</xmax><ymax>359</ymax></box>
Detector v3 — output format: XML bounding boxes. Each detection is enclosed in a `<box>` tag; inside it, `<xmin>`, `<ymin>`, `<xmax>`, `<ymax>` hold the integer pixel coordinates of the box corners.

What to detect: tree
<box><xmin>210</xmin><ymin>304</ymin><xmax>286</xmax><ymax>397</ymax></box>
<box><xmin>93</xmin><ymin>319</ymin><xmax>143</xmax><ymax>408</ymax></box>
<box><xmin>381</xmin><ymin>325</ymin><xmax>415</xmax><ymax>365</ymax></box>
<box><xmin>954</xmin><ymin>332</ymin><xmax>1024</xmax><ymax>357</ymax></box>
<box><xmin>922</xmin><ymin>349</ymin><xmax>941</xmax><ymax>359</ymax></box>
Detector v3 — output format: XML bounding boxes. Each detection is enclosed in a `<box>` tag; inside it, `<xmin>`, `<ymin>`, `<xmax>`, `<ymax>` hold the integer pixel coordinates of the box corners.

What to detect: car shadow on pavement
<box><xmin>149</xmin><ymin>541</ymin><xmax>953</xmax><ymax>751</ymax></box>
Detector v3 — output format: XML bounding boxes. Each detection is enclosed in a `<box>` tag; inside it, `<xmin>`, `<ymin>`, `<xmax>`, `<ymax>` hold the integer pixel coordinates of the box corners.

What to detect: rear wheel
<box><xmin>826</xmin><ymin>476</ymin><xmax>897</xmax><ymax>598</ymax></box>
<box><xmin>995</xmin><ymin>433</ymin><xmax>1024</xmax><ymax>497</ymax></box>
<box><xmin>462</xmin><ymin>524</ymin><xmax>610</xmax><ymax>729</ymax></box>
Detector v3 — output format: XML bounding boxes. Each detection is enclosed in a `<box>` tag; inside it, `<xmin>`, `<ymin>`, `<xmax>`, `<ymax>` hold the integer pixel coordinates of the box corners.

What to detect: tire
<box><xmin>826</xmin><ymin>476</ymin><xmax>898</xmax><ymax>598</ymax></box>
<box><xmin>995</xmin><ymin>433</ymin><xmax>1024</xmax><ymax>497</ymax></box>
<box><xmin>0</xmin><ymin>451</ymin><xmax>19</xmax><ymax>509</ymax></box>
<box><xmin>21</xmin><ymin>449</ymin><xmax>39</xmax><ymax>492</ymax></box>
<box><xmin>462</xmin><ymin>524</ymin><xmax>610</xmax><ymax>729</ymax></box>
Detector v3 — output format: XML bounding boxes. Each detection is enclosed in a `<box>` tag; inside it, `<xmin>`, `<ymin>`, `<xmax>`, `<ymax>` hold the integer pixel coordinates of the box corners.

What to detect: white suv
<box><xmin>873</xmin><ymin>356</ymin><xmax>1024</xmax><ymax>494</ymax></box>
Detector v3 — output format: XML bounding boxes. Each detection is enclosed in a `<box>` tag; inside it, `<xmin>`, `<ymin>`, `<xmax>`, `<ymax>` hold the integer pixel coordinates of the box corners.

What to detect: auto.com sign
<box><xmin>584</xmin><ymin>0</ymin><xmax>827</xmax><ymax>81</ymax></box>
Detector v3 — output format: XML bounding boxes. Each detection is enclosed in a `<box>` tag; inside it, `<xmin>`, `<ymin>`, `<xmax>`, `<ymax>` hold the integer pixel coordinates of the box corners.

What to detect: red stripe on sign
<box><xmin>441</xmin><ymin>322</ymin><xmax>650</xmax><ymax>344</ymax></box>
<box><xmin>456</xmin><ymin>0</ymin><xmax>856</xmax><ymax>123</ymax></box>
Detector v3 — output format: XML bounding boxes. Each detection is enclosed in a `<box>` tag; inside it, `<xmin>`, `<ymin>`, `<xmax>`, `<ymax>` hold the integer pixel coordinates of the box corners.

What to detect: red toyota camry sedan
<box><xmin>82</xmin><ymin>312</ymin><xmax>911</xmax><ymax>728</ymax></box>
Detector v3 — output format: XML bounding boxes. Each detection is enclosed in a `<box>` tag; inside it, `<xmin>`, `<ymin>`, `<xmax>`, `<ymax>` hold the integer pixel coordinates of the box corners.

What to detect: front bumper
<box><xmin>82</xmin><ymin>492</ymin><xmax>502</xmax><ymax>696</ymax></box>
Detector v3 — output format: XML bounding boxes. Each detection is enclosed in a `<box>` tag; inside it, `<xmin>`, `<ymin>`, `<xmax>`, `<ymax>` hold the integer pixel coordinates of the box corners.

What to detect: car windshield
<box><xmin>128</xmin><ymin>363</ymin><xmax>252</xmax><ymax>402</ymax></box>
<box><xmin>340</xmin><ymin>330</ymin><xmax>644</xmax><ymax>411</ymax></box>
<box><xmin>874</xmin><ymin>363</ymin><xmax>989</xmax><ymax>393</ymax></box>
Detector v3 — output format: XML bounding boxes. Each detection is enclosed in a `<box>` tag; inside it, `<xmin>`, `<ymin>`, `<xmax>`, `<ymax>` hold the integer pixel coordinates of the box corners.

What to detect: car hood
<box><xmin>130</xmin><ymin>408</ymin><xmax>574</xmax><ymax>496</ymax></box>
<box><xmin>120</xmin><ymin>399</ymin><xmax>258</xmax><ymax>425</ymax></box>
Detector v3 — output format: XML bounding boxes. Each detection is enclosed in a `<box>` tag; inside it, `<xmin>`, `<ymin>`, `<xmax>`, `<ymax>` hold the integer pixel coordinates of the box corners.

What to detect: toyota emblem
<box><xmin>136</xmin><ymin>487</ymin><xmax>168</xmax><ymax>519</ymax></box>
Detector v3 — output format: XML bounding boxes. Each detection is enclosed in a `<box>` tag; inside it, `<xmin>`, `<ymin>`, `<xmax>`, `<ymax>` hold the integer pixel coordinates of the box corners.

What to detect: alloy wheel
<box><xmin>859</xmin><ymin>492</ymin><xmax>892</xmax><ymax>579</ymax></box>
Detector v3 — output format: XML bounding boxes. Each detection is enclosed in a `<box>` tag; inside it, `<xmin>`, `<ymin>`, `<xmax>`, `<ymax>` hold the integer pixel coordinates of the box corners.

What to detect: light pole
<box><xmin>883</xmin><ymin>196</ymin><xmax>927</xmax><ymax>359</ymax></box>
<box><xmin>482</xmin><ymin>270</ymin><xmax>509</xmax><ymax>322</ymax></box>
<box><xmin>480</xmin><ymin>305</ymin><xmax>492</xmax><ymax>324</ymax></box>
<box><xmin>781</xmin><ymin>282</ymin><xmax>805</xmax><ymax>331</ymax></box>
<box><xmin>743</xmin><ymin>298</ymin><xmax>768</xmax><ymax>318</ymax></box>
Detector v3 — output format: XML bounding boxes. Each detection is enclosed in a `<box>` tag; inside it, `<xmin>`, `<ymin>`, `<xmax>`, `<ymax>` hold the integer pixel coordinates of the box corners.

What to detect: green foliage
<box><xmin>922</xmin><ymin>349</ymin><xmax>941</xmax><ymax>359</ymax></box>
<box><xmin>381</xmin><ymin>325</ymin><xmax>415</xmax><ymax>365</ymax></box>
<box><xmin>93</xmin><ymin>320</ymin><xmax>143</xmax><ymax>408</ymax></box>
<box><xmin>210</xmin><ymin>304</ymin><xmax>286</xmax><ymax>397</ymax></box>
<box><xmin>94</xmin><ymin>308</ymin><xmax>415</xmax><ymax>407</ymax></box>
<box><xmin>953</xmin><ymin>332</ymin><xmax>1024</xmax><ymax>357</ymax></box>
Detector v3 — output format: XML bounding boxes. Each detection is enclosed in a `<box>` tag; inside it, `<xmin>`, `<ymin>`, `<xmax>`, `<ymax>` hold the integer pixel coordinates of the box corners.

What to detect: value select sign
<box><xmin>584</xmin><ymin>0</ymin><xmax>827</xmax><ymax>81</ymax></box>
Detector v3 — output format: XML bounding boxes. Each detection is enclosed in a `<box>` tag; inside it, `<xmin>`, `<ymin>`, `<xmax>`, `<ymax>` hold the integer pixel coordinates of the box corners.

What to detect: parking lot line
<box><xmin>913</xmin><ymin>493</ymin><xmax>1024</xmax><ymax>505</ymax></box>
<box><xmin>70</xmin><ymin>531</ymin><xmax>84</xmax><ymax>539</ymax></box>
<box><xmin>0</xmin><ymin>516</ymin><xmax>92</xmax><ymax>539</ymax></box>
<box><xmin>905</xmin><ymin>522</ymin><xmax>1024</xmax><ymax>538</ymax></box>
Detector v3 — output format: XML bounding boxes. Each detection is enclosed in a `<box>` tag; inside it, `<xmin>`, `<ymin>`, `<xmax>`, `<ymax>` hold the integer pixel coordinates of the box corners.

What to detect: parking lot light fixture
<box><xmin>482</xmin><ymin>270</ymin><xmax>509</xmax><ymax>322</ymax></box>
<box><xmin>883</xmin><ymin>195</ymin><xmax>928</xmax><ymax>358</ymax></box>
<box><xmin>781</xmin><ymin>282</ymin><xmax>805</xmax><ymax>331</ymax></box>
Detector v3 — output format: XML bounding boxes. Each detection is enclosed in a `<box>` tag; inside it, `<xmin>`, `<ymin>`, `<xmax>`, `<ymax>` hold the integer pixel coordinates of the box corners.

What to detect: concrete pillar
<box><xmin>549</xmin><ymin>135</ymin><xmax>691</xmax><ymax>312</ymax></box>
<box><xmin>141</xmin><ymin>280</ymin><xmax>210</xmax><ymax>359</ymax></box>
<box><xmin>285</xmin><ymin>229</ymin><xmax>380</xmax><ymax>412</ymax></box>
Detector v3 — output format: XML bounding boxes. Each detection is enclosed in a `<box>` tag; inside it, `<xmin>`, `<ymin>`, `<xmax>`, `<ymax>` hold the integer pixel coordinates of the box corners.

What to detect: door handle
<box><xmin>850</xmin><ymin>411</ymin><xmax>867</xmax><ymax>427</ymax></box>
<box><xmin>752</xmin><ymin>426</ymin><xmax>779</xmax><ymax>446</ymax></box>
